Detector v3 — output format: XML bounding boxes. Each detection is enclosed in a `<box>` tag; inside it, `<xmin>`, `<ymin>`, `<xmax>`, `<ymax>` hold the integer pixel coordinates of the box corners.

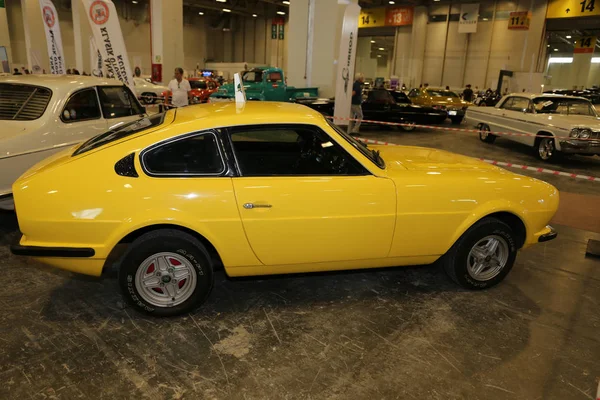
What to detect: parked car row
<box><xmin>132</xmin><ymin>77</ymin><xmax>221</xmax><ymax>105</ymax></box>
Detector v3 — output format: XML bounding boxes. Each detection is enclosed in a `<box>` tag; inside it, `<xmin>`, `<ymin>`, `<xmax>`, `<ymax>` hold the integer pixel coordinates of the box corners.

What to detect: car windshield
<box><xmin>73</xmin><ymin>113</ymin><xmax>165</xmax><ymax>156</ymax></box>
<box><xmin>532</xmin><ymin>97</ymin><xmax>597</xmax><ymax>116</ymax></box>
<box><xmin>326</xmin><ymin>119</ymin><xmax>385</xmax><ymax>169</ymax></box>
<box><xmin>242</xmin><ymin>70</ymin><xmax>264</xmax><ymax>83</ymax></box>
<box><xmin>429</xmin><ymin>90</ymin><xmax>459</xmax><ymax>98</ymax></box>
<box><xmin>190</xmin><ymin>80</ymin><xmax>208</xmax><ymax>90</ymax></box>
<box><xmin>0</xmin><ymin>83</ymin><xmax>52</xmax><ymax>120</ymax></box>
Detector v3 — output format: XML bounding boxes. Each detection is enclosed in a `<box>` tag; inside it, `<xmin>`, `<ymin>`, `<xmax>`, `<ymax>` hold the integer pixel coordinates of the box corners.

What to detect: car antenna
<box><xmin>234</xmin><ymin>73</ymin><xmax>246</xmax><ymax>108</ymax></box>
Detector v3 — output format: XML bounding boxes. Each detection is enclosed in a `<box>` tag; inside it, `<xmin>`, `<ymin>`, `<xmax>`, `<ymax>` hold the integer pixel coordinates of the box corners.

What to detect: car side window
<box><xmin>229</xmin><ymin>125</ymin><xmax>367</xmax><ymax>176</ymax></box>
<box><xmin>368</xmin><ymin>90</ymin><xmax>394</xmax><ymax>104</ymax></box>
<box><xmin>142</xmin><ymin>132</ymin><xmax>225</xmax><ymax>176</ymax></box>
<box><xmin>97</xmin><ymin>86</ymin><xmax>144</xmax><ymax>119</ymax></box>
<box><xmin>500</xmin><ymin>97</ymin><xmax>515</xmax><ymax>110</ymax></box>
<box><xmin>268</xmin><ymin>72</ymin><xmax>283</xmax><ymax>83</ymax></box>
<box><xmin>61</xmin><ymin>88</ymin><xmax>101</xmax><ymax>123</ymax></box>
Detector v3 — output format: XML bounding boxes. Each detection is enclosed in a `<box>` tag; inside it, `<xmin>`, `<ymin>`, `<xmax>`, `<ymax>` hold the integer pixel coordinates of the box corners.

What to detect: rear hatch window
<box><xmin>73</xmin><ymin>112</ymin><xmax>166</xmax><ymax>156</ymax></box>
<box><xmin>0</xmin><ymin>83</ymin><xmax>52</xmax><ymax>120</ymax></box>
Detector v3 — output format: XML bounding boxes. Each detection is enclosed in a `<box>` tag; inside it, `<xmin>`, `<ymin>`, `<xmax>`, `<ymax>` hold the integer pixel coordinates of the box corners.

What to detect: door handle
<box><xmin>243</xmin><ymin>203</ymin><xmax>272</xmax><ymax>209</ymax></box>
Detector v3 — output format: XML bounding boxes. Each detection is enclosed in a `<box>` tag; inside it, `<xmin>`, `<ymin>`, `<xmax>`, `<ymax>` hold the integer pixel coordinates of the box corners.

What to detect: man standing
<box><xmin>349</xmin><ymin>73</ymin><xmax>364</xmax><ymax>134</ymax></box>
<box><xmin>167</xmin><ymin>67</ymin><xmax>192</xmax><ymax>108</ymax></box>
<box><xmin>463</xmin><ymin>84</ymin><xmax>474</xmax><ymax>102</ymax></box>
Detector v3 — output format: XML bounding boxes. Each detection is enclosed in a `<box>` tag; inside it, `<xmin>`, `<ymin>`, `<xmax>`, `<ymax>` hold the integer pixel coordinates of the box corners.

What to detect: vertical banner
<box><xmin>89</xmin><ymin>36</ymin><xmax>103</xmax><ymax>77</ymax></box>
<box><xmin>39</xmin><ymin>0</ymin><xmax>66</xmax><ymax>74</ymax></box>
<box><xmin>82</xmin><ymin>0</ymin><xmax>133</xmax><ymax>90</ymax></box>
<box><xmin>333</xmin><ymin>3</ymin><xmax>361</xmax><ymax>125</ymax></box>
<box><xmin>459</xmin><ymin>3</ymin><xmax>479</xmax><ymax>33</ymax></box>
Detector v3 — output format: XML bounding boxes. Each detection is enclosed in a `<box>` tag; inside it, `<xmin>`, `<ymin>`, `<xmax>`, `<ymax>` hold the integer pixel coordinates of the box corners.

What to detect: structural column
<box><xmin>150</xmin><ymin>0</ymin><xmax>183</xmax><ymax>84</ymax></box>
<box><xmin>407</xmin><ymin>6</ymin><xmax>427</xmax><ymax>89</ymax></box>
<box><xmin>0</xmin><ymin>0</ymin><xmax>13</xmax><ymax>71</ymax></box>
<box><xmin>20</xmin><ymin>0</ymin><xmax>48</xmax><ymax>72</ymax></box>
<box><xmin>287</xmin><ymin>0</ymin><xmax>355</xmax><ymax>98</ymax></box>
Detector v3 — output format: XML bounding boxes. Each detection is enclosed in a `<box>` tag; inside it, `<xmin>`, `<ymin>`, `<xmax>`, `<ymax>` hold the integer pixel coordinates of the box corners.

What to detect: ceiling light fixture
<box><xmin>566</xmin><ymin>35</ymin><xmax>571</xmax><ymax>38</ymax></box>
<box><xmin>482</xmin><ymin>17</ymin><xmax>488</xmax><ymax>20</ymax></box>
<box><xmin>252</xmin><ymin>14</ymin><xmax>258</xmax><ymax>17</ymax></box>
<box><xmin>554</xmin><ymin>48</ymin><xmax>559</xmax><ymax>51</ymax></box>
<box><xmin>547</xmin><ymin>44</ymin><xmax>550</xmax><ymax>47</ymax></box>
<box><xmin>132</xmin><ymin>0</ymin><xmax>138</xmax><ymax>3</ymax></box>
<box><xmin>223</xmin><ymin>8</ymin><xmax>231</xmax><ymax>12</ymax></box>
<box><xmin>277</xmin><ymin>10</ymin><xmax>285</xmax><ymax>15</ymax></box>
<box><xmin>378</xmin><ymin>47</ymin><xmax>385</xmax><ymax>50</ymax></box>
<box><xmin>389</xmin><ymin>1</ymin><xmax>395</xmax><ymax>4</ymax></box>
<box><xmin>370</xmin><ymin>40</ymin><xmax>376</xmax><ymax>43</ymax></box>
<box><xmin>377</xmin><ymin>55</ymin><xmax>382</xmax><ymax>58</ymax></box>
<box><xmin>216</xmin><ymin>0</ymin><xmax>227</xmax><ymax>2</ymax></box>
<box><xmin>283</xmin><ymin>0</ymin><xmax>290</xmax><ymax>4</ymax></box>
<box><xmin>199</xmin><ymin>11</ymin><xmax>204</xmax><ymax>15</ymax></box>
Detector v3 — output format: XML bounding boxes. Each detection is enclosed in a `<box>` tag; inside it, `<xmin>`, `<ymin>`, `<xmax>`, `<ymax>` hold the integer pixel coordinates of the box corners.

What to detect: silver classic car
<box><xmin>465</xmin><ymin>93</ymin><xmax>600</xmax><ymax>161</ymax></box>
<box><xmin>0</xmin><ymin>75</ymin><xmax>146</xmax><ymax>209</ymax></box>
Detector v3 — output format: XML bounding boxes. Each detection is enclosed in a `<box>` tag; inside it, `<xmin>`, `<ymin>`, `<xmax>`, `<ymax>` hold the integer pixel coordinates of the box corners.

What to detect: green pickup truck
<box><xmin>209</xmin><ymin>67</ymin><xmax>319</xmax><ymax>102</ymax></box>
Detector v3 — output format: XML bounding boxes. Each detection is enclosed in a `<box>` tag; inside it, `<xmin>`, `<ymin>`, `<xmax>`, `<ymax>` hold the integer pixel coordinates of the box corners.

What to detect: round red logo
<box><xmin>89</xmin><ymin>0</ymin><xmax>110</xmax><ymax>25</ymax></box>
<box><xmin>43</xmin><ymin>6</ymin><xmax>55</xmax><ymax>28</ymax></box>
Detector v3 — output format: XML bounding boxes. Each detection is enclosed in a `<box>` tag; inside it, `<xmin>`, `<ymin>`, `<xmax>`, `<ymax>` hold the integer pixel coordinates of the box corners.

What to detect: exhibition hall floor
<box><xmin>1</xmin><ymin>124</ymin><xmax>599</xmax><ymax>400</ymax></box>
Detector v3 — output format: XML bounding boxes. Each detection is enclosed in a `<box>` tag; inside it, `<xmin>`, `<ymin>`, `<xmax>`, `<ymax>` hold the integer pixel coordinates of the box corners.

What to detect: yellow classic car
<box><xmin>11</xmin><ymin>102</ymin><xmax>558</xmax><ymax>316</ymax></box>
<box><xmin>408</xmin><ymin>87</ymin><xmax>470</xmax><ymax>124</ymax></box>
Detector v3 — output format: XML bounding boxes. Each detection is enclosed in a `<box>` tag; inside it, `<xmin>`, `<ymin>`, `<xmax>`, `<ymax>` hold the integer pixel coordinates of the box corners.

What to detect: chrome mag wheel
<box><xmin>466</xmin><ymin>235</ymin><xmax>509</xmax><ymax>281</ymax></box>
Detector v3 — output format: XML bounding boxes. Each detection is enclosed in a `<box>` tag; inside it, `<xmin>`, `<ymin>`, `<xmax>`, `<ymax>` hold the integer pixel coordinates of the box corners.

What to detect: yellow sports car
<box><xmin>11</xmin><ymin>102</ymin><xmax>558</xmax><ymax>316</ymax></box>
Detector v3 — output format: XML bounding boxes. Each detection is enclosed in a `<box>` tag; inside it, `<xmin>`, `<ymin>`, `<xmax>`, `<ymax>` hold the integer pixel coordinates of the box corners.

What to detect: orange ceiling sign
<box><xmin>385</xmin><ymin>7</ymin><xmax>414</xmax><ymax>26</ymax></box>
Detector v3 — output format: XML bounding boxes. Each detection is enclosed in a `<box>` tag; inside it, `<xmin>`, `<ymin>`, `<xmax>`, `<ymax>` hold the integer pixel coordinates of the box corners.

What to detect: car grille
<box><xmin>591</xmin><ymin>130</ymin><xmax>600</xmax><ymax>139</ymax></box>
<box><xmin>0</xmin><ymin>84</ymin><xmax>52</xmax><ymax>121</ymax></box>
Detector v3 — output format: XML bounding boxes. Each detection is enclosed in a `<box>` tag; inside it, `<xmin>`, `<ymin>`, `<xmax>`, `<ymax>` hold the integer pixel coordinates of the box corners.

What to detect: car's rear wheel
<box><xmin>450</xmin><ymin>116</ymin><xmax>463</xmax><ymax>125</ymax></box>
<box><xmin>400</xmin><ymin>122</ymin><xmax>416</xmax><ymax>131</ymax></box>
<box><xmin>479</xmin><ymin>124</ymin><xmax>496</xmax><ymax>143</ymax></box>
<box><xmin>536</xmin><ymin>136</ymin><xmax>557</xmax><ymax>162</ymax></box>
<box><xmin>119</xmin><ymin>229</ymin><xmax>214</xmax><ymax>316</ymax></box>
<box><xmin>440</xmin><ymin>217</ymin><xmax>517</xmax><ymax>290</ymax></box>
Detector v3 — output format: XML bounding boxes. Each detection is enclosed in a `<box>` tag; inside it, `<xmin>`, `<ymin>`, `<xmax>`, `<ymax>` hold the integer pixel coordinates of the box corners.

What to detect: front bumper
<box><xmin>559</xmin><ymin>139</ymin><xmax>600</xmax><ymax>155</ymax></box>
<box><xmin>538</xmin><ymin>226</ymin><xmax>557</xmax><ymax>243</ymax></box>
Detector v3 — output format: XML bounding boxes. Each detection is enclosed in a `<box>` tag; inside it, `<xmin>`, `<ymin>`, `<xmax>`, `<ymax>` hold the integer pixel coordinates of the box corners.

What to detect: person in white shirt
<box><xmin>167</xmin><ymin>67</ymin><xmax>191</xmax><ymax>107</ymax></box>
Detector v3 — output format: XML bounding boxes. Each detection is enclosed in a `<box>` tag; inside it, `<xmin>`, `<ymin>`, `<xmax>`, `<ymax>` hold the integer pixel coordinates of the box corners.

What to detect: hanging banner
<box><xmin>459</xmin><ymin>3</ymin><xmax>479</xmax><ymax>33</ymax></box>
<box><xmin>334</xmin><ymin>3</ymin><xmax>361</xmax><ymax>125</ymax></box>
<box><xmin>89</xmin><ymin>36</ymin><xmax>103</xmax><ymax>77</ymax></box>
<box><xmin>82</xmin><ymin>0</ymin><xmax>133</xmax><ymax>90</ymax></box>
<box><xmin>546</xmin><ymin>0</ymin><xmax>600</xmax><ymax>18</ymax></box>
<box><xmin>39</xmin><ymin>0</ymin><xmax>66</xmax><ymax>74</ymax></box>
<box><xmin>385</xmin><ymin>7</ymin><xmax>414</xmax><ymax>26</ymax></box>
<box><xmin>508</xmin><ymin>11</ymin><xmax>531</xmax><ymax>30</ymax></box>
<box><xmin>574</xmin><ymin>36</ymin><xmax>597</xmax><ymax>54</ymax></box>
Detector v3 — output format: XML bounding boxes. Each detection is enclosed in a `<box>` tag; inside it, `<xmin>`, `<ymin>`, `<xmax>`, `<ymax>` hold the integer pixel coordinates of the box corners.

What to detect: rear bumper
<box><xmin>11</xmin><ymin>243</ymin><xmax>95</xmax><ymax>258</ymax></box>
<box><xmin>559</xmin><ymin>139</ymin><xmax>600</xmax><ymax>155</ymax></box>
<box><xmin>538</xmin><ymin>226</ymin><xmax>557</xmax><ymax>243</ymax></box>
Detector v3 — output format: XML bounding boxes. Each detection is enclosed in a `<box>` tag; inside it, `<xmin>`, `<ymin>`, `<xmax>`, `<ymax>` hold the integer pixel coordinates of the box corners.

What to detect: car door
<box><xmin>229</xmin><ymin>124</ymin><xmax>397</xmax><ymax>266</ymax></box>
<box><xmin>362</xmin><ymin>90</ymin><xmax>396</xmax><ymax>122</ymax></box>
<box><xmin>263</xmin><ymin>71</ymin><xmax>286</xmax><ymax>101</ymax></box>
<box><xmin>59</xmin><ymin>87</ymin><xmax>108</xmax><ymax>144</ymax></box>
<box><xmin>497</xmin><ymin>96</ymin><xmax>535</xmax><ymax>145</ymax></box>
<box><xmin>97</xmin><ymin>85</ymin><xmax>146</xmax><ymax>129</ymax></box>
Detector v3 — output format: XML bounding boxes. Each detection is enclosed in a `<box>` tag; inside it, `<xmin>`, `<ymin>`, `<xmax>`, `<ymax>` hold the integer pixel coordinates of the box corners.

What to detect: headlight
<box><xmin>570</xmin><ymin>128</ymin><xmax>580</xmax><ymax>138</ymax></box>
<box><xmin>579</xmin><ymin>128</ymin><xmax>591</xmax><ymax>139</ymax></box>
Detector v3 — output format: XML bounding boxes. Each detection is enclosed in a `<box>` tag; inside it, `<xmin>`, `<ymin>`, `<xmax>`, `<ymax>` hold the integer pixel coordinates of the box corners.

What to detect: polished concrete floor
<box><xmin>1</xmin><ymin>124</ymin><xmax>599</xmax><ymax>400</ymax></box>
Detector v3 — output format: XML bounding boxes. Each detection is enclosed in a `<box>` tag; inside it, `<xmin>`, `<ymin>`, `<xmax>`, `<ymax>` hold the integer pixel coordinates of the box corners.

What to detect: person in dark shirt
<box><xmin>350</xmin><ymin>73</ymin><xmax>364</xmax><ymax>134</ymax></box>
<box><xmin>13</xmin><ymin>68</ymin><xmax>22</xmax><ymax>75</ymax></box>
<box><xmin>462</xmin><ymin>84</ymin><xmax>474</xmax><ymax>102</ymax></box>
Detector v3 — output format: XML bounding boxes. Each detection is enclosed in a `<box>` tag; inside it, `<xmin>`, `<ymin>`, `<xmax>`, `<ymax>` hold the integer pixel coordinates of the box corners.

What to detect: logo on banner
<box><xmin>43</xmin><ymin>6</ymin><xmax>55</xmax><ymax>28</ymax></box>
<box><xmin>342</xmin><ymin>32</ymin><xmax>354</xmax><ymax>95</ymax></box>
<box><xmin>90</xmin><ymin>0</ymin><xmax>109</xmax><ymax>25</ymax></box>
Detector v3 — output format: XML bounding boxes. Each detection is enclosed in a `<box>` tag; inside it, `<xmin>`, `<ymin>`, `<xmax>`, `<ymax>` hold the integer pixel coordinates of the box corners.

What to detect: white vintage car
<box><xmin>133</xmin><ymin>77</ymin><xmax>168</xmax><ymax>104</ymax></box>
<box><xmin>0</xmin><ymin>75</ymin><xmax>146</xmax><ymax>209</ymax></box>
<box><xmin>466</xmin><ymin>93</ymin><xmax>600</xmax><ymax>161</ymax></box>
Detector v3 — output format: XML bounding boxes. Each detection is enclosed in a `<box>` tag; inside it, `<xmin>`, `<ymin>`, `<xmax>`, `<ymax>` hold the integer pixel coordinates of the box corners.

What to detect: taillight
<box><xmin>272</xmin><ymin>84</ymin><xmax>278</xmax><ymax>88</ymax></box>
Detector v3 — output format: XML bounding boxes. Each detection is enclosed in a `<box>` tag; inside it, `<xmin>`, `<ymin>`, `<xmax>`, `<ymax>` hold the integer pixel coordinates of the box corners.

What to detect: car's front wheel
<box><xmin>441</xmin><ymin>218</ymin><xmax>517</xmax><ymax>290</ymax></box>
<box><xmin>119</xmin><ymin>229</ymin><xmax>214</xmax><ymax>316</ymax></box>
<box><xmin>400</xmin><ymin>122</ymin><xmax>416</xmax><ymax>131</ymax></box>
<box><xmin>536</xmin><ymin>136</ymin><xmax>557</xmax><ymax>162</ymax></box>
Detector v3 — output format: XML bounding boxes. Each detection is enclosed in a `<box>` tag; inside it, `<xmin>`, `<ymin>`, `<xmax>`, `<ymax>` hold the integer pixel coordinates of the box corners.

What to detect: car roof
<box><xmin>171</xmin><ymin>102</ymin><xmax>325</xmax><ymax>129</ymax></box>
<box><xmin>508</xmin><ymin>92</ymin><xmax>591</xmax><ymax>101</ymax></box>
<box><xmin>0</xmin><ymin>74</ymin><xmax>125</xmax><ymax>98</ymax></box>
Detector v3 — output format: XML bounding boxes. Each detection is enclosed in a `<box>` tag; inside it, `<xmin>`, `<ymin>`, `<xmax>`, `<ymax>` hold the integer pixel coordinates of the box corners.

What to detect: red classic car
<box><xmin>162</xmin><ymin>77</ymin><xmax>220</xmax><ymax>104</ymax></box>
